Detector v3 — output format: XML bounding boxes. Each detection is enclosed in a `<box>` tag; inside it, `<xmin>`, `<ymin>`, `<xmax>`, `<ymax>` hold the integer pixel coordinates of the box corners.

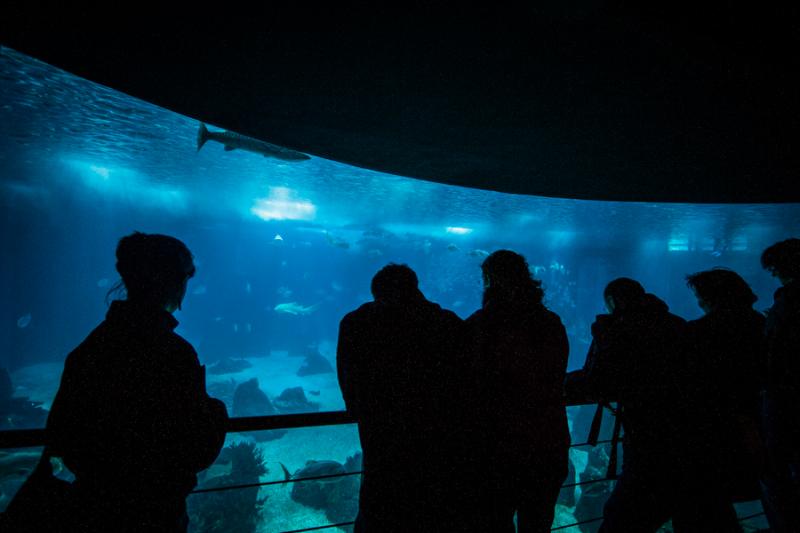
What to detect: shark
<box><xmin>273</xmin><ymin>302</ymin><xmax>321</xmax><ymax>316</ymax></box>
<box><xmin>197</xmin><ymin>123</ymin><xmax>310</xmax><ymax>162</ymax></box>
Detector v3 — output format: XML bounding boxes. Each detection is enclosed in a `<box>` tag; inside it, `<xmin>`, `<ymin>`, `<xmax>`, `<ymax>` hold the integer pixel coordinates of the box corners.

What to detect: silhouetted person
<box><xmin>46</xmin><ymin>232</ymin><xmax>229</xmax><ymax>532</ymax></box>
<box><xmin>684</xmin><ymin>269</ymin><xmax>766</xmax><ymax>505</ymax></box>
<box><xmin>466</xmin><ymin>250</ymin><xmax>569</xmax><ymax>533</ymax></box>
<box><xmin>760</xmin><ymin>238</ymin><xmax>800</xmax><ymax>532</ymax></box>
<box><xmin>336</xmin><ymin>264</ymin><xmax>468</xmax><ymax>532</ymax></box>
<box><xmin>565</xmin><ymin>277</ymin><xmax>741</xmax><ymax>532</ymax></box>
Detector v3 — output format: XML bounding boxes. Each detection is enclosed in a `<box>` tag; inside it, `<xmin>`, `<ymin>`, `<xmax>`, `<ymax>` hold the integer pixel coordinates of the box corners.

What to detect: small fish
<box><xmin>274</xmin><ymin>302</ymin><xmax>321</xmax><ymax>316</ymax></box>
<box><xmin>233</xmin><ymin>323</ymin><xmax>239</xmax><ymax>333</ymax></box>
<box><xmin>277</xmin><ymin>286</ymin><xmax>293</xmax><ymax>298</ymax></box>
<box><xmin>293</xmin><ymin>460</ymin><xmax>347</xmax><ymax>484</ymax></box>
<box><xmin>468</xmin><ymin>249</ymin><xmax>490</xmax><ymax>258</ymax></box>
<box><xmin>366</xmin><ymin>249</ymin><xmax>383</xmax><ymax>258</ymax></box>
<box><xmin>197</xmin><ymin>123</ymin><xmax>310</xmax><ymax>162</ymax></box>
<box><xmin>308</xmin><ymin>390</ymin><xmax>321</xmax><ymax>396</ymax></box>
<box><xmin>16</xmin><ymin>314</ymin><xmax>31</xmax><ymax>329</ymax></box>
<box><xmin>325</xmin><ymin>233</ymin><xmax>350</xmax><ymax>249</ymax></box>
<box><xmin>245</xmin><ymin>323</ymin><xmax>252</xmax><ymax>333</ymax></box>
<box><xmin>281</xmin><ymin>261</ymin><xmax>288</xmax><ymax>267</ymax></box>
<box><xmin>452</xmin><ymin>300</ymin><xmax>464</xmax><ymax>308</ymax></box>
<box><xmin>274</xmin><ymin>234</ymin><xmax>284</xmax><ymax>241</ymax></box>
<box><xmin>331</xmin><ymin>282</ymin><xmax>343</xmax><ymax>292</ymax></box>
<box><xmin>447</xmin><ymin>244</ymin><xmax>460</xmax><ymax>252</ymax></box>
<box><xmin>214</xmin><ymin>316</ymin><xmax>224</xmax><ymax>322</ymax></box>
<box><xmin>279</xmin><ymin>462</ymin><xmax>292</xmax><ymax>483</ymax></box>
<box><xmin>245</xmin><ymin>283</ymin><xmax>252</xmax><ymax>294</ymax></box>
<box><xmin>192</xmin><ymin>285</ymin><xmax>207</xmax><ymax>295</ymax></box>
<box><xmin>96</xmin><ymin>278</ymin><xmax>110</xmax><ymax>288</ymax></box>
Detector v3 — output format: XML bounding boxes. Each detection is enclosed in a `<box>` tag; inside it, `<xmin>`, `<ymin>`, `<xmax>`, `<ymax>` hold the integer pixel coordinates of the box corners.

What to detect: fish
<box><xmin>292</xmin><ymin>460</ymin><xmax>347</xmax><ymax>484</ymax></box>
<box><xmin>447</xmin><ymin>243</ymin><xmax>460</xmax><ymax>252</ymax></box>
<box><xmin>468</xmin><ymin>249</ymin><xmax>490</xmax><ymax>258</ymax></box>
<box><xmin>324</xmin><ymin>232</ymin><xmax>350</xmax><ymax>249</ymax></box>
<box><xmin>277</xmin><ymin>286</ymin><xmax>293</xmax><ymax>298</ymax></box>
<box><xmin>196</xmin><ymin>123</ymin><xmax>310</xmax><ymax>162</ymax></box>
<box><xmin>274</xmin><ymin>234</ymin><xmax>284</xmax><ymax>241</ymax></box>
<box><xmin>308</xmin><ymin>390</ymin><xmax>321</xmax><ymax>396</ymax></box>
<box><xmin>192</xmin><ymin>285</ymin><xmax>207</xmax><ymax>295</ymax></box>
<box><xmin>96</xmin><ymin>278</ymin><xmax>110</xmax><ymax>288</ymax></box>
<box><xmin>274</xmin><ymin>302</ymin><xmax>321</xmax><ymax>316</ymax></box>
<box><xmin>279</xmin><ymin>462</ymin><xmax>292</xmax><ymax>482</ymax></box>
<box><xmin>331</xmin><ymin>282</ymin><xmax>343</xmax><ymax>292</ymax></box>
<box><xmin>245</xmin><ymin>283</ymin><xmax>252</xmax><ymax>294</ymax></box>
<box><xmin>16</xmin><ymin>314</ymin><xmax>31</xmax><ymax>328</ymax></box>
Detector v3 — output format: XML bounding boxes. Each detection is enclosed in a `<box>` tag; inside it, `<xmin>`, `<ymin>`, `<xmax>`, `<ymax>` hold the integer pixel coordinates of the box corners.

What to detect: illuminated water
<box><xmin>0</xmin><ymin>47</ymin><xmax>788</xmax><ymax>531</ymax></box>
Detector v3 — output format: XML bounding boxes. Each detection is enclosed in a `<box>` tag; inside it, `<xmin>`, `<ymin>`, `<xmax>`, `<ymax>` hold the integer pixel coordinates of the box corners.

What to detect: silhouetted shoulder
<box><xmin>464</xmin><ymin>308</ymin><xmax>484</xmax><ymax>325</ymax></box>
<box><xmin>167</xmin><ymin>331</ymin><xmax>203</xmax><ymax>367</ymax></box>
<box><xmin>430</xmin><ymin>302</ymin><xmax>462</xmax><ymax>323</ymax></box>
<box><xmin>540</xmin><ymin>308</ymin><xmax>565</xmax><ymax>328</ymax></box>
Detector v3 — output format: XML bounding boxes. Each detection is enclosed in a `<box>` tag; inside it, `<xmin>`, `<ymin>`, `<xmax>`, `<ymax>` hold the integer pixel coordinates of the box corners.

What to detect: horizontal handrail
<box><xmin>0</xmin><ymin>405</ymin><xmax>609</xmax><ymax>450</ymax></box>
<box><xmin>551</xmin><ymin>517</ymin><xmax>603</xmax><ymax>531</ymax></box>
<box><xmin>281</xmin><ymin>522</ymin><xmax>355</xmax><ymax>533</ymax></box>
<box><xmin>190</xmin><ymin>469</ymin><xmax>615</xmax><ymax>496</ymax></box>
<box><xmin>277</xmin><ymin>510</ymin><xmax>768</xmax><ymax>533</ymax></box>
<box><xmin>192</xmin><ymin>471</ymin><xmax>363</xmax><ymax>494</ymax></box>
<box><xmin>0</xmin><ymin>410</ymin><xmax>358</xmax><ymax>449</ymax></box>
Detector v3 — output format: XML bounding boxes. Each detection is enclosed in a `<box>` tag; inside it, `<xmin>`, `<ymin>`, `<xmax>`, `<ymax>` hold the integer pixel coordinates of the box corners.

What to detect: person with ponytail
<box><xmin>46</xmin><ymin>232</ymin><xmax>228</xmax><ymax>532</ymax></box>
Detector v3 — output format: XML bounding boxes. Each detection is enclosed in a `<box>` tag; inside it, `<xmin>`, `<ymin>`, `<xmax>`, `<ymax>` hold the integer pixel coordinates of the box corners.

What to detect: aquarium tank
<box><xmin>0</xmin><ymin>46</ymin><xmax>792</xmax><ymax>532</ymax></box>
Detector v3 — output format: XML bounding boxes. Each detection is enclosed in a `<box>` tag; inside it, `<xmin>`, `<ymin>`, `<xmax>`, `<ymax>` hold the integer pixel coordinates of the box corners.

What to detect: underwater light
<box><xmin>446</xmin><ymin>226</ymin><xmax>473</xmax><ymax>235</ymax></box>
<box><xmin>89</xmin><ymin>165</ymin><xmax>110</xmax><ymax>179</ymax></box>
<box><xmin>251</xmin><ymin>187</ymin><xmax>316</xmax><ymax>221</ymax></box>
<box><xmin>668</xmin><ymin>237</ymin><xmax>689</xmax><ymax>252</ymax></box>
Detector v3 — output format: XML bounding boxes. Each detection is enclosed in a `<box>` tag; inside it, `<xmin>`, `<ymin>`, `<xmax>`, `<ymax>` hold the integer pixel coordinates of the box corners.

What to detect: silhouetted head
<box><xmin>761</xmin><ymin>238</ymin><xmax>800</xmax><ymax>285</ymax></box>
<box><xmin>686</xmin><ymin>268</ymin><xmax>757</xmax><ymax>313</ymax></box>
<box><xmin>371</xmin><ymin>263</ymin><xmax>423</xmax><ymax>303</ymax></box>
<box><xmin>603</xmin><ymin>278</ymin><xmax>645</xmax><ymax>314</ymax></box>
<box><xmin>115</xmin><ymin>232</ymin><xmax>195</xmax><ymax>312</ymax></box>
<box><xmin>481</xmin><ymin>250</ymin><xmax>544</xmax><ymax>308</ymax></box>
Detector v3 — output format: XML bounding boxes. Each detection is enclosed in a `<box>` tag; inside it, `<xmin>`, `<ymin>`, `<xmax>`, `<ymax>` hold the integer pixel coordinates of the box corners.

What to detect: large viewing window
<box><xmin>0</xmin><ymin>47</ymin><xmax>787</xmax><ymax>531</ymax></box>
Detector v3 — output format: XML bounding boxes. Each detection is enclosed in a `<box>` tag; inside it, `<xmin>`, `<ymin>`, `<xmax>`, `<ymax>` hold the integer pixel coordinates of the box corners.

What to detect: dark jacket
<box><xmin>466</xmin><ymin>298</ymin><xmax>570</xmax><ymax>458</ymax></box>
<box><xmin>764</xmin><ymin>281</ymin><xmax>800</xmax><ymax>464</ymax></box>
<box><xmin>685</xmin><ymin>308</ymin><xmax>766</xmax><ymax>426</ymax></box>
<box><xmin>566</xmin><ymin>294</ymin><xmax>688</xmax><ymax>471</ymax></box>
<box><xmin>684</xmin><ymin>306</ymin><xmax>766</xmax><ymax>499</ymax></box>
<box><xmin>47</xmin><ymin>300</ymin><xmax>228</xmax><ymax>525</ymax></box>
<box><xmin>337</xmin><ymin>295</ymin><xmax>466</xmax><ymax>531</ymax></box>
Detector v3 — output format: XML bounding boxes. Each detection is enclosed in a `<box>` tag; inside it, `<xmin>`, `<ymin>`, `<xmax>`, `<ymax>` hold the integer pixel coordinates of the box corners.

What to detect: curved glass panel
<box><xmin>0</xmin><ymin>47</ymin><xmax>786</xmax><ymax>527</ymax></box>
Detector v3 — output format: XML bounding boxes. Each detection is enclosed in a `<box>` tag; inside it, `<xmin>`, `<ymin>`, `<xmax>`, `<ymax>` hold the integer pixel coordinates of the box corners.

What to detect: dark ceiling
<box><xmin>2</xmin><ymin>4</ymin><xmax>799</xmax><ymax>203</ymax></box>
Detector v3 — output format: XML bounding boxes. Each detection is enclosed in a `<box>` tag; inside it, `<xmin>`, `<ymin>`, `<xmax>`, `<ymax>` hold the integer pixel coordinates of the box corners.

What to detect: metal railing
<box><xmin>0</xmin><ymin>409</ymin><xmax>768</xmax><ymax>532</ymax></box>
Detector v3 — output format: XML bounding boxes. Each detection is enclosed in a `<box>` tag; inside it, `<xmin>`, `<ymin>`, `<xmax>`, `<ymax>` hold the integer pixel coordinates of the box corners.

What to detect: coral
<box><xmin>189</xmin><ymin>442</ymin><xmax>268</xmax><ymax>533</ymax></box>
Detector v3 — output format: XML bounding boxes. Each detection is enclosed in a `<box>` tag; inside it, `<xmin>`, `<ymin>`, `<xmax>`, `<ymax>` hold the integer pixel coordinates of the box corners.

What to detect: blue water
<box><xmin>0</xmin><ymin>47</ymin><xmax>788</xmax><ymax>531</ymax></box>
